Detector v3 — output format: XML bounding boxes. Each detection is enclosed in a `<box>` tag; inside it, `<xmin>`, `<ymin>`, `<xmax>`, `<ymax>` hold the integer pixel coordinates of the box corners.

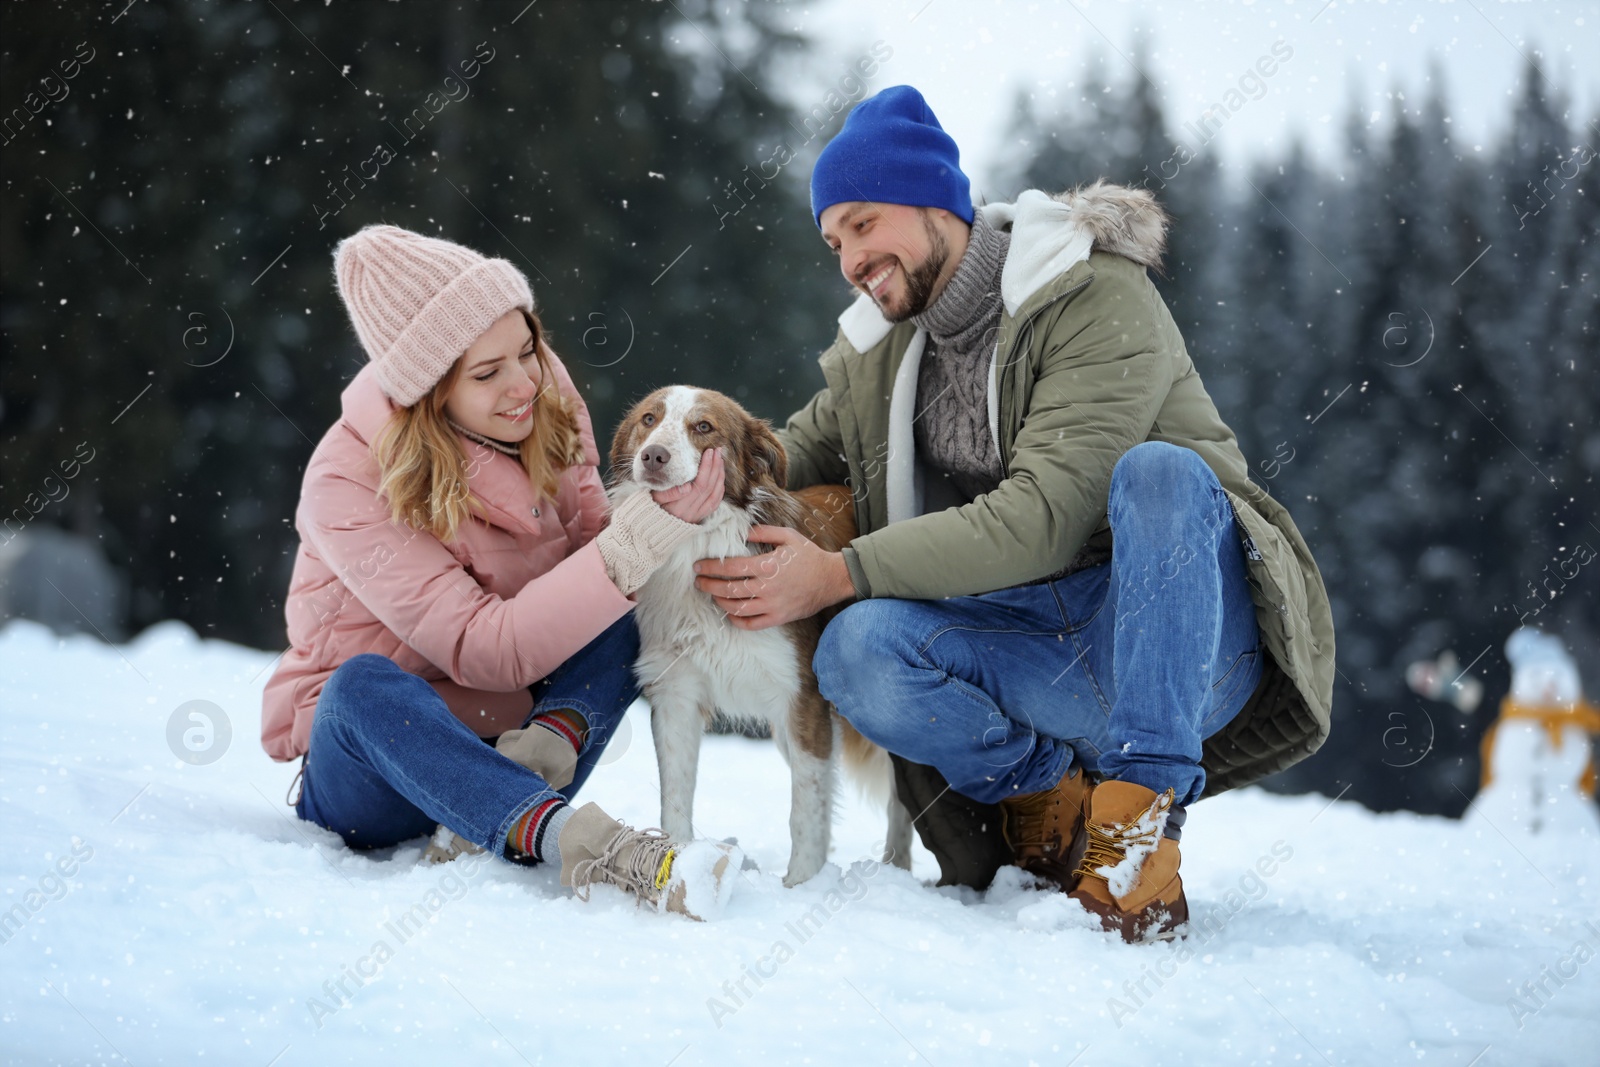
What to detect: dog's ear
<box><xmin>746</xmin><ymin>417</ymin><xmax>788</xmax><ymax>489</ymax></box>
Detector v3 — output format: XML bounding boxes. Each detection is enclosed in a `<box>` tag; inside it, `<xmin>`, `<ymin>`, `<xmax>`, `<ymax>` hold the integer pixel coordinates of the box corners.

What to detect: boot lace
<box><xmin>1003</xmin><ymin>788</ymin><xmax>1058</xmax><ymax>850</ymax></box>
<box><xmin>570</xmin><ymin>825</ymin><xmax>678</xmax><ymax>906</ymax></box>
<box><xmin>1074</xmin><ymin>788</ymin><xmax>1174</xmax><ymax>881</ymax></box>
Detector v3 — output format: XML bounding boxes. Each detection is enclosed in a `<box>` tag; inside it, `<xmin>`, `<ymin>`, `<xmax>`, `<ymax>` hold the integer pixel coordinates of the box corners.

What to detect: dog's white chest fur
<box><xmin>632</xmin><ymin>500</ymin><xmax>802</xmax><ymax>720</ymax></box>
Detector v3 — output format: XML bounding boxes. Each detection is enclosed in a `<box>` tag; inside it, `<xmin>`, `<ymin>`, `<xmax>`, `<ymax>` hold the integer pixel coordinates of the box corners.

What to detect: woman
<box><xmin>260</xmin><ymin>224</ymin><xmax>737</xmax><ymax>920</ymax></box>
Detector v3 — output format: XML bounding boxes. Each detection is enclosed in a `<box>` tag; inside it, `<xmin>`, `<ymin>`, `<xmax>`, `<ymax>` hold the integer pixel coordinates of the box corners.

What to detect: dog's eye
<box><xmin>641</xmin><ymin>413</ymin><xmax>655</xmax><ymax>426</ymax></box>
<box><xmin>696</xmin><ymin>421</ymin><xmax>714</xmax><ymax>434</ymax></box>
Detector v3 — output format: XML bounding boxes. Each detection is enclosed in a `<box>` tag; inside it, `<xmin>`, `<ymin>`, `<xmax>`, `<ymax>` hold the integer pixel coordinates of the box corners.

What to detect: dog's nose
<box><xmin>639</xmin><ymin>444</ymin><xmax>670</xmax><ymax>471</ymax></box>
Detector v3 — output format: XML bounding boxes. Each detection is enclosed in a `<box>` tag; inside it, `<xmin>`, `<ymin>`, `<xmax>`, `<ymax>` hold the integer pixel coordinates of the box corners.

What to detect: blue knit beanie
<box><xmin>809</xmin><ymin>85</ymin><xmax>973</xmax><ymax>228</ymax></box>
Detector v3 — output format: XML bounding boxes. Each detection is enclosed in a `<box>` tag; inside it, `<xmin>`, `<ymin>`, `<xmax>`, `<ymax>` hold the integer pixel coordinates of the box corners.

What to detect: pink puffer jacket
<box><xmin>259</xmin><ymin>352</ymin><xmax>633</xmax><ymax>761</ymax></box>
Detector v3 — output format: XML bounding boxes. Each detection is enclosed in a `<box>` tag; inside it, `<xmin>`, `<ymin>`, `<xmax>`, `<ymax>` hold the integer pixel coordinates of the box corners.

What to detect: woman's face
<box><xmin>442</xmin><ymin>310</ymin><xmax>542</xmax><ymax>442</ymax></box>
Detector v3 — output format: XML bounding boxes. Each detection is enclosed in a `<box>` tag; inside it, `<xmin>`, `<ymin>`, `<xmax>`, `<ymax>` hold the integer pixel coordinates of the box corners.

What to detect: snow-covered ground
<box><xmin>2</xmin><ymin>619</ymin><xmax>1597</xmax><ymax>1067</ymax></box>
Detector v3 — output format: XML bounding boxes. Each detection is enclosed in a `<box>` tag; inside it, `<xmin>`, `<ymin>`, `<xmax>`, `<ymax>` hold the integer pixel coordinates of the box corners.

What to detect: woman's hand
<box><xmin>651</xmin><ymin>448</ymin><xmax>724</xmax><ymax>524</ymax></box>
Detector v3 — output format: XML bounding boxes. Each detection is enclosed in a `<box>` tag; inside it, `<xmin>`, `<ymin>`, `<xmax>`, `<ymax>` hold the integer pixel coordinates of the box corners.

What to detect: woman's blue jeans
<box><xmin>294</xmin><ymin>615</ymin><xmax>640</xmax><ymax>861</ymax></box>
<box><xmin>815</xmin><ymin>442</ymin><xmax>1263</xmax><ymax>808</ymax></box>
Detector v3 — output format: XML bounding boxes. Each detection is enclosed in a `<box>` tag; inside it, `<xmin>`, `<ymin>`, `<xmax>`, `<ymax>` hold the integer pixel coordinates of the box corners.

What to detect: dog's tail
<box><xmin>838</xmin><ymin>719</ymin><xmax>894</xmax><ymax>808</ymax></box>
<box><xmin>839</xmin><ymin>717</ymin><xmax>918</xmax><ymax>871</ymax></box>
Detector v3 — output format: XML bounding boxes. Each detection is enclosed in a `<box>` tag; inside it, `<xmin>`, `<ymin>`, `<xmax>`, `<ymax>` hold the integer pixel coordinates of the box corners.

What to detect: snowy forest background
<box><xmin>2</xmin><ymin>0</ymin><xmax>1596</xmax><ymax>819</ymax></box>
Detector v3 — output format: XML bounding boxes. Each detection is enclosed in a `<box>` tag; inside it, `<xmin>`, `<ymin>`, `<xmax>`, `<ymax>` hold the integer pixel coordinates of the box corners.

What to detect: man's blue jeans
<box><xmin>295</xmin><ymin>615</ymin><xmax>641</xmax><ymax>859</ymax></box>
<box><xmin>815</xmin><ymin>442</ymin><xmax>1263</xmax><ymax>807</ymax></box>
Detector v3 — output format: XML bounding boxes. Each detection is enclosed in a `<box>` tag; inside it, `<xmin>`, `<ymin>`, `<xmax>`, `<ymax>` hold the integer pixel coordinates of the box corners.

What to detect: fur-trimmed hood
<box><xmin>1037</xmin><ymin>180</ymin><xmax>1169</xmax><ymax>271</ymax></box>
<box><xmin>981</xmin><ymin>180</ymin><xmax>1168</xmax><ymax>314</ymax></box>
<box><xmin>838</xmin><ymin>181</ymin><xmax>1170</xmax><ymax>350</ymax></box>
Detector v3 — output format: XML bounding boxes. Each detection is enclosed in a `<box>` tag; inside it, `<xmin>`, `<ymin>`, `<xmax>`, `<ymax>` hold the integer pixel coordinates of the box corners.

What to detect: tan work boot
<box><xmin>999</xmin><ymin>766</ymin><xmax>1095</xmax><ymax>891</ymax></box>
<box><xmin>1069</xmin><ymin>781</ymin><xmax>1188</xmax><ymax>942</ymax></box>
<box><xmin>558</xmin><ymin>802</ymin><xmax>741</xmax><ymax>921</ymax></box>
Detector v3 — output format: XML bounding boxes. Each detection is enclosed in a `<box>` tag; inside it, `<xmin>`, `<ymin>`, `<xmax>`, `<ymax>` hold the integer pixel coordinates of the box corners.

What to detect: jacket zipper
<box><xmin>993</xmin><ymin>275</ymin><xmax>1095</xmax><ymax>479</ymax></box>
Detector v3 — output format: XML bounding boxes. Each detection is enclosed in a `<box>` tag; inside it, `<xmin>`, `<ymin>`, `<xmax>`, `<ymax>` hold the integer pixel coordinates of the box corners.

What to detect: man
<box><xmin>694</xmin><ymin>85</ymin><xmax>1334</xmax><ymax>942</ymax></box>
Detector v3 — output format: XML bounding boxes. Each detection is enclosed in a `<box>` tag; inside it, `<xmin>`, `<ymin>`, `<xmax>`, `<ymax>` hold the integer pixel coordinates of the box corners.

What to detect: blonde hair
<box><xmin>371</xmin><ymin>310</ymin><xmax>585</xmax><ymax>543</ymax></box>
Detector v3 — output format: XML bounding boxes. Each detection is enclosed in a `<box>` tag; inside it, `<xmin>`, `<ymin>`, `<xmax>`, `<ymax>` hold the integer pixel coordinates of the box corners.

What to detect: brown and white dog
<box><xmin>610</xmin><ymin>386</ymin><xmax>913</xmax><ymax>886</ymax></box>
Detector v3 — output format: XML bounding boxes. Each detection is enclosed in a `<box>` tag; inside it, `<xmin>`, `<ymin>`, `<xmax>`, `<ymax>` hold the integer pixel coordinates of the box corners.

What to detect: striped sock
<box><xmin>506</xmin><ymin>797</ymin><xmax>575</xmax><ymax>863</ymax></box>
<box><xmin>531</xmin><ymin>707</ymin><xmax>589</xmax><ymax>754</ymax></box>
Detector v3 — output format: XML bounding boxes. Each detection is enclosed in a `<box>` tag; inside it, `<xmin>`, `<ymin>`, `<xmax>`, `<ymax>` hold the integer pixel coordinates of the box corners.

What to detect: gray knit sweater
<box><xmin>908</xmin><ymin>213</ymin><xmax>1112</xmax><ymax>584</ymax></box>
<box><xmin>911</xmin><ymin>213</ymin><xmax>1009</xmax><ymax>502</ymax></box>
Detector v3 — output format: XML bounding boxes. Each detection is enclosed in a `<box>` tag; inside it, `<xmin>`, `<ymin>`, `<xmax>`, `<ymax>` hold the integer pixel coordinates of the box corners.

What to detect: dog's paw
<box><xmin>781</xmin><ymin>859</ymin><xmax>827</xmax><ymax>888</ymax></box>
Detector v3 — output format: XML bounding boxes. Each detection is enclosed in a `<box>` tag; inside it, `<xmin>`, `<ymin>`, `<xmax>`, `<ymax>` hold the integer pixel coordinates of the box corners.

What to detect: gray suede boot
<box><xmin>420</xmin><ymin>823</ymin><xmax>484</xmax><ymax>865</ymax></box>
<box><xmin>495</xmin><ymin>724</ymin><xmax>578</xmax><ymax>791</ymax></box>
<box><xmin>558</xmin><ymin>802</ymin><xmax>741</xmax><ymax>921</ymax></box>
<box><xmin>420</xmin><ymin>724</ymin><xmax>577</xmax><ymax>866</ymax></box>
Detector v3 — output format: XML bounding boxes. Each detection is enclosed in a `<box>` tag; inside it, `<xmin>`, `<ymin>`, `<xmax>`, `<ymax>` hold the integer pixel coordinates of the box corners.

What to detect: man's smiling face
<box><xmin>820</xmin><ymin>200</ymin><xmax>954</xmax><ymax>324</ymax></box>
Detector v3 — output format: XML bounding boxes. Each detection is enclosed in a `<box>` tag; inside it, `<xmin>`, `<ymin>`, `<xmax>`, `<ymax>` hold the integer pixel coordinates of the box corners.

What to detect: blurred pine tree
<box><xmin>2</xmin><ymin>0</ymin><xmax>838</xmax><ymax>649</ymax></box>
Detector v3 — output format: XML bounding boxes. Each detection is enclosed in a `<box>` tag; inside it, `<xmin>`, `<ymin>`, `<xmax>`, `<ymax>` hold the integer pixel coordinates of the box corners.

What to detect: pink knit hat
<box><xmin>333</xmin><ymin>224</ymin><xmax>533</xmax><ymax>406</ymax></box>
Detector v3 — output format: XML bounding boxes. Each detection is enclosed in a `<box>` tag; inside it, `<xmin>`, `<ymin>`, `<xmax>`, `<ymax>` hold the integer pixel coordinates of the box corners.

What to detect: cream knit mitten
<box><xmin>595</xmin><ymin>490</ymin><xmax>699</xmax><ymax>595</ymax></box>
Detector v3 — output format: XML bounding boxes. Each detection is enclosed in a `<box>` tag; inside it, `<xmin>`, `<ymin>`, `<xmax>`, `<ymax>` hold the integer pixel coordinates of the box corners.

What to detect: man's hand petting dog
<box><xmin>694</xmin><ymin>527</ymin><xmax>855</xmax><ymax>630</ymax></box>
<box><xmin>651</xmin><ymin>447</ymin><xmax>725</xmax><ymax>524</ymax></box>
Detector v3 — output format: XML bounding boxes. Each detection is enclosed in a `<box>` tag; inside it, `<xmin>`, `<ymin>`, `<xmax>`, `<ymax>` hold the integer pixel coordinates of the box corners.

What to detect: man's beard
<box><xmin>878</xmin><ymin>214</ymin><xmax>951</xmax><ymax>324</ymax></box>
